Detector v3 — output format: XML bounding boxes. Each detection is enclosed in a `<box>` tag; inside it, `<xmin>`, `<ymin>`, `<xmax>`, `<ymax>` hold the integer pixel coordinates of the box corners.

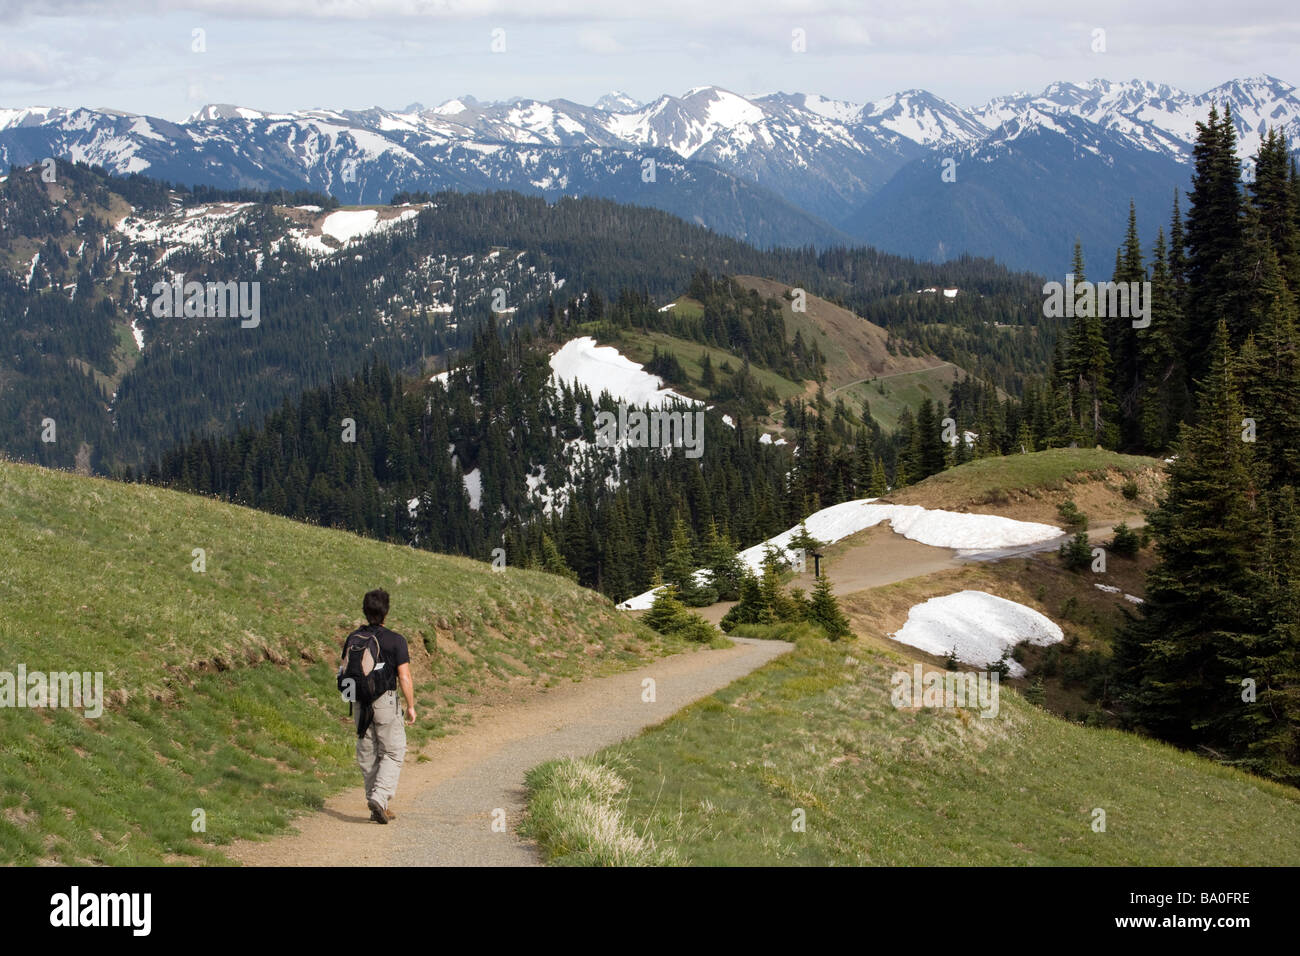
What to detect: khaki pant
<box><xmin>356</xmin><ymin>689</ymin><xmax>406</xmax><ymax>810</ymax></box>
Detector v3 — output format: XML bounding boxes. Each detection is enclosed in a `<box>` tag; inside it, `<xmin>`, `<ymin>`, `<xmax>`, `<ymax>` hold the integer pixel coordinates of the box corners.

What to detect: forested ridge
<box><xmin>2</xmin><ymin>161</ymin><xmax>1046</xmax><ymax>473</ymax></box>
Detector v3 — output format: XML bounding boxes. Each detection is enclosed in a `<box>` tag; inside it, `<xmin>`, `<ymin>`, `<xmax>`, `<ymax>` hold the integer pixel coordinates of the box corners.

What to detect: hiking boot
<box><xmin>367</xmin><ymin>798</ymin><xmax>389</xmax><ymax>824</ymax></box>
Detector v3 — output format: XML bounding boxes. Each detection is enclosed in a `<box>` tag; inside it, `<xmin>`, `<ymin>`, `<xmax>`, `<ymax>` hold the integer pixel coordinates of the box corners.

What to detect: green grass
<box><xmin>834</xmin><ymin>365</ymin><xmax>963</xmax><ymax>432</ymax></box>
<box><xmin>598</xmin><ymin>327</ymin><xmax>806</xmax><ymax>407</ymax></box>
<box><xmin>526</xmin><ymin>637</ymin><xmax>1300</xmax><ymax>865</ymax></box>
<box><xmin>888</xmin><ymin>448</ymin><xmax>1163</xmax><ymax>507</ymax></box>
<box><xmin>520</xmin><ymin>756</ymin><xmax>681</xmax><ymax>866</ymax></box>
<box><xmin>0</xmin><ymin>458</ymin><xmax>688</xmax><ymax>864</ymax></box>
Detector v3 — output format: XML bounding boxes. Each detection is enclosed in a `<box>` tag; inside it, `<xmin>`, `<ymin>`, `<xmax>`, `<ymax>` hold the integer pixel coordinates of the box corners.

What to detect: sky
<box><xmin>0</xmin><ymin>0</ymin><xmax>1296</xmax><ymax>119</ymax></box>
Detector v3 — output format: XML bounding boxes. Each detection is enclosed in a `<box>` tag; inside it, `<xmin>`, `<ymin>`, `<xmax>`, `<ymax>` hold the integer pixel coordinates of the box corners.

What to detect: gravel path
<box><xmin>230</xmin><ymin>635</ymin><xmax>791</xmax><ymax>867</ymax></box>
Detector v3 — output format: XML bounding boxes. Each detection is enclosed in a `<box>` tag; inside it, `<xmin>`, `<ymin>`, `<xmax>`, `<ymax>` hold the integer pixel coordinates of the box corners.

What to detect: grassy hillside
<box><xmin>734</xmin><ymin>275</ymin><xmax>946</xmax><ymax>390</ymax></box>
<box><xmin>606</xmin><ymin>327</ymin><xmax>806</xmax><ymax>407</ymax></box>
<box><xmin>599</xmin><ymin>276</ymin><xmax>975</xmax><ymax>435</ymax></box>
<box><xmin>524</xmin><ymin>635</ymin><xmax>1300</xmax><ymax>865</ymax></box>
<box><xmin>0</xmin><ymin>459</ymin><xmax>686</xmax><ymax>864</ymax></box>
<box><xmin>832</xmin><ymin>364</ymin><xmax>964</xmax><ymax>432</ymax></box>
<box><xmin>885</xmin><ymin>447</ymin><xmax>1166</xmax><ymax>526</ymax></box>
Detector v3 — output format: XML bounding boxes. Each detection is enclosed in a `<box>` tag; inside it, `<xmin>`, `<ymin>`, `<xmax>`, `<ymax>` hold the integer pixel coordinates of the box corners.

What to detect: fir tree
<box><xmin>808</xmin><ymin>574</ymin><xmax>851</xmax><ymax>640</ymax></box>
<box><xmin>1184</xmin><ymin>104</ymin><xmax>1244</xmax><ymax>368</ymax></box>
<box><xmin>540</xmin><ymin>532</ymin><xmax>578</xmax><ymax>582</ymax></box>
<box><xmin>1115</xmin><ymin>322</ymin><xmax>1269</xmax><ymax>750</ymax></box>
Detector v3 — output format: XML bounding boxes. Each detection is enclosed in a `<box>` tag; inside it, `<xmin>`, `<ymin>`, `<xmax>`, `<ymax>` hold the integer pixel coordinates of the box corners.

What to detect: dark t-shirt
<box><xmin>343</xmin><ymin>624</ymin><xmax>410</xmax><ymax>693</ymax></box>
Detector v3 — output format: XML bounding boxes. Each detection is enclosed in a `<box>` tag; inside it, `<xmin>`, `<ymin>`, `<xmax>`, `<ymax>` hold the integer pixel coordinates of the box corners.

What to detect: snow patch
<box><xmin>548</xmin><ymin>336</ymin><xmax>699</xmax><ymax>409</ymax></box>
<box><xmin>890</xmin><ymin>590</ymin><xmax>1064</xmax><ymax>678</ymax></box>
<box><xmin>463</xmin><ymin>468</ymin><xmax>482</xmax><ymax>510</ymax></box>
<box><xmin>618</xmin><ymin>499</ymin><xmax>1060</xmax><ymax>610</ymax></box>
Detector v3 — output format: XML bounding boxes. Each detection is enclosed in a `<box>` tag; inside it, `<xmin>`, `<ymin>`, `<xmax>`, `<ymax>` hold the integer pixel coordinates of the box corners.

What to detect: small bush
<box><xmin>1110</xmin><ymin>521</ymin><xmax>1140</xmax><ymax>557</ymax></box>
<box><xmin>988</xmin><ymin>654</ymin><xmax>1012</xmax><ymax>680</ymax></box>
<box><xmin>674</xmin><ymin>614</ymin><xmax>722</xmax><ymax>644</ymax></box>
<box><xmin>1025</xmin><ymin>676</ymin><xmax>1046</xmax><ymax>707</ymax></box>
<box><xmin>1121</xmin><ymin>479</ymin><xmax>1139</xmax><ymax>500</ymax></box>
<box><xmin>1058</xmin><ymin>531</ymin><xmax>1092</xmax><ymax>570</ymax></box>
<box><xmin>1041</xmin><ymin>645</ymin><xmax>1060</xmax><ymax>677</ymax></box>
<box><xmin>1057</xmin><ymin>499</ymin><xmax>1088</xmax><ymax>532</ymax></box>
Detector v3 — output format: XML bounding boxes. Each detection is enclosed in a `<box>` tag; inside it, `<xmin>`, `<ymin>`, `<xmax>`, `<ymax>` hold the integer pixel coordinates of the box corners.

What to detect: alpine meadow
<box><xmin>1</xmin><ymin>0</ymin><xmax>1297</xmax><ymax>935</ymax></box>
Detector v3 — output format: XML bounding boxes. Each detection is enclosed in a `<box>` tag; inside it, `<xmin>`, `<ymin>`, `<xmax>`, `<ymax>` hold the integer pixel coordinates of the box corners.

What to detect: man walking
<box><xmin>340</xmin><ymin>588</ymin><xmax>416</xmax><ymax>824</ymax></box>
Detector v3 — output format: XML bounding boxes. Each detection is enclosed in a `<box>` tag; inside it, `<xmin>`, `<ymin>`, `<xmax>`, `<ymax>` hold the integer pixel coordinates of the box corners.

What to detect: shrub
<box><xmin>643</xmin><ymin>587</ymin><xmax>719</xmax><ymax>643</ymax></box>
<box><xmin>674</xmin><ymin>614</ymin><xmax>721</xmax><ymax>643</ymax></box>
<box><xmin>1109</xmin><ymin>521</ymin><xmax>1140</xmax><ymax>557</ymax></box>
<box><xmin>1025</xmin><ymin>676</ymin><xmax>1046</xmax><ymax>707</ymax></box>
<box><xmin>1121</xmin><ymin>479</ymin><xmax>1139</xmax><ymax>500</ymax></box>
<box><xmin>642</xmin><ymin>586</ymin><xmax>690</xmax><ymax>634</ymax></box>
<box><xmin>1041</xmin><ymin>646</ymin><xmax>1060</xmax><ymax>678</ymax></box>
<box><xmin>1058</xmin><ymin>531</ymin><xmax>1092</xmax><ymax>570</ymax></box>
<box><xmin>1056</xmin><ymin>499</ymin><xmax>1088</xmax><ymax>531</ymax></box>
<box><xmin>988</xmin><ymin>653</ymin><xmax>1012</xmax><ymax>680</ymax></box>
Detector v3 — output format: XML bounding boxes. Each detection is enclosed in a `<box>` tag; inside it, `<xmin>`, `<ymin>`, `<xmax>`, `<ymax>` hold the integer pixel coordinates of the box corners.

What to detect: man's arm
<box><xmin>397</xmin><ymin>662</ymin><xmax>415</xmax><ymax>723</ymax></box>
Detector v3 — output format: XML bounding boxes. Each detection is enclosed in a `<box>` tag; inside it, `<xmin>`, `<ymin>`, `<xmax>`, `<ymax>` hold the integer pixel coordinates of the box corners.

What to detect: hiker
<box><xmin>337</xmin><ymin>588</ymin><xmax>416</xmax><ymax>824</ymax></box>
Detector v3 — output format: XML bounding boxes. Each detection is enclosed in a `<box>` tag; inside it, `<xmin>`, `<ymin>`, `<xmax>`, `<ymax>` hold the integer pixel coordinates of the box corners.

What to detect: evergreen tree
<box><xmin>1184</xmin><ymin>104</ymin><xmax>1244</xmax><ymax>369</ymax></box>
<box><xmin>1115</xmin><ymin>322</ymin><xmax>1269</xmax><ymax>751</ymax></box>
<box><xmin>540</xmin><ymin>532</ymin><xmax>578</xmax><ymax>582</ymax></box>
<box><xmin>1063</xmin><ymin>241</ymin><xmax>1120</xmax><ymax>446</ymax></box>
<box><xmin>1249</xmin><ymin>128</ymin><xmax>1300</xmax><ymax>292</ymax></box>
<box><xmin>807</xmin><ymin>574</ymin><xmax>851</xmax><ymax>640</ymax></box>
<box><xmin>700</xmin><ymin>519</ymin><xmax>744</xmax><ymax>601</ymax></box>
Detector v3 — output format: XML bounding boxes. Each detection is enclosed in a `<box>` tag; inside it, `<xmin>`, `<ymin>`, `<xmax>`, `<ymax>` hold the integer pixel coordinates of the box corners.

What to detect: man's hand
<box><xmin>397</xmin><ymin>661</ymin><xmax>415</xmax><ymax>724</ymax></box>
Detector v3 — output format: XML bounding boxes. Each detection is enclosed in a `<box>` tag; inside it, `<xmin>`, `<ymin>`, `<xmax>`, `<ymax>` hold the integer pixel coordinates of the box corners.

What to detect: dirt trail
<box><xmin>229</xmin><ymin>636</ymin><xmax>791</xmax><ymax>867</ymax></box>
<box><xmin>232</xmin><ymin>516</ymin><xmax>1143</xmax><ymax>866</ymax></box>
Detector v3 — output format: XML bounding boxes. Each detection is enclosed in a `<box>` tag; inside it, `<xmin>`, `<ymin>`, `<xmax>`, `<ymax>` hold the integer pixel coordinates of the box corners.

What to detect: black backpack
<box><xmin>338</xmin><ymin>626</ymin><xmax>386</xmax><ymax>715</ymax></box>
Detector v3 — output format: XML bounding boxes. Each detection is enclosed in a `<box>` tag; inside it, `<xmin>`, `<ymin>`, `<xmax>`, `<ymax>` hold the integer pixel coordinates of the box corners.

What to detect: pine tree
<box><xmin>1063</xmin><ymin>241</ymin><xmax>1120</xmax><ymax>446</ymax></box>
<box><xmin>1184</xmin><ymin>104</ymin><xmax>1244</xmax><ymax>368</ymax></box>
<box><xmin>1112</xmin><ymin>201</ymin><xmax>1146</xmax><ymax>448</ymax></box>
<box><xmin>663</xmin><ymin>516</ymin><xmax>716</xmax><ymax>606</ymax></box>
<box><xmin>540</xmin><ymin>532</ymin><xmax>578</xmax><ymax>582</ymax></box>
<box><xmin>868</xmin><ymin>455</ymin><xmax>888</xmax><ymax>496</ymax></box>
<box><xmin>700</xmin><ymin>518</ymin><xmax>744</xmax><ymax>601</ymax></box>
<box><xmin>1249</xmin><ymin>128</ymin><xmax>1300</xmax><ymax>292</ymax></box>
<box><xmin>642</xmin><ymin>584</ymin><xmax>690</xmax><ymax>635</ymax></box>
<box><xmin>1241</xmin><ymin>485</ymin><xmax>1300</xmax><ymax>782</ymax></box>
<box><xmin>808</xmin><ymin>574</ymin><xmax>851</xmax><ymax>640</ymax></box>
<box><xmin>1137</xmin><ymin>227</ymin><xmax>1189</xmax><ymax>451</ymax></box>
<box><xmin>1115</xmin><ymin>321</ymin><xmax>1269</xmax><ymax>749</ymax></box>
<box><xmin>720</xmin><ymin>571</ymin><xmax>772</xmax><ymax>631</ymax></box>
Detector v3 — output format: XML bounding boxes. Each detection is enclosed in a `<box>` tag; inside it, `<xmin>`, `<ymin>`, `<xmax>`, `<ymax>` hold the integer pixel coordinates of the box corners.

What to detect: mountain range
<box><xmin>2</xmin><ymin>75</ymin><xmax>1297</xmax><ymax>273</ymax></box>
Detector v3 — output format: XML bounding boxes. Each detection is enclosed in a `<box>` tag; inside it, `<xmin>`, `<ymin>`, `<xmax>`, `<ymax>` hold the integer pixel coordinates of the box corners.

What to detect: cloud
<box><xmin>575</xmin><ymin>27</ymin><xmax>621</xmax><ymax>55</ymax></box>
<box><xmin>0</xmin><ymin>42</ymin><xmax>67</xmax><ymax>84</ymax></box>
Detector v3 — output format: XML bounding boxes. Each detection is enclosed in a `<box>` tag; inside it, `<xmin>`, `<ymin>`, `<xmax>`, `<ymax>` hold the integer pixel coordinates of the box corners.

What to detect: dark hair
<box><xmin>363</xmin><ymin>589</ymin><xmax>390</xmax><ymax>626</ymax></box>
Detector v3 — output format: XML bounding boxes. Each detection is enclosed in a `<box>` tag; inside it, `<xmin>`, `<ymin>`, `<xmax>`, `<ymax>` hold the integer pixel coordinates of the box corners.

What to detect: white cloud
<box><xmin>576</xmin><ymin>27</ymin><xmax>621</xmax><ymax>55</ymax></box>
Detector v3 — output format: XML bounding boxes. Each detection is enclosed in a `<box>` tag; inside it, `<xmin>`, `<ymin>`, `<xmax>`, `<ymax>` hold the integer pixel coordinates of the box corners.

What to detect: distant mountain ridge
<box><xmin>2</xmin><ymin>75</ymin><xmax>1296</xmax><ymax>272</ymax></box>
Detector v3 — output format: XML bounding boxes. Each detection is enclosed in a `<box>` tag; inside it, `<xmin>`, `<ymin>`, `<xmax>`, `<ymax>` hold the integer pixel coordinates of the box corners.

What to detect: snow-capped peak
<box><xmin>594</xmin><ymin>91</ymin><xmax>642</xmax><ymax>113</ymax></box>
<box><xmin>859</xmin><ymin>89</ymin><xmax>988</xmax><ymax>146</ymax></box>
<box><xmin>186</xmin><ymin>103</ymin><xmax>269</xmax><ymax>123</ymax></box>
